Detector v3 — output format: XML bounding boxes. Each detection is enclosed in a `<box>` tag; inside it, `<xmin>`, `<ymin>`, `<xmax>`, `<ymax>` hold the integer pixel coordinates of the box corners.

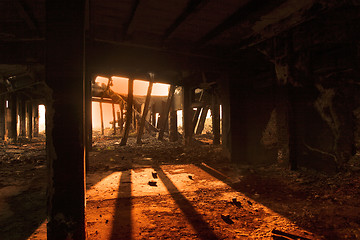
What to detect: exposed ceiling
<box><xmin>0</xmin><ymin>0</ymin><xmax>347</xmax><ymax>87</ymax></box>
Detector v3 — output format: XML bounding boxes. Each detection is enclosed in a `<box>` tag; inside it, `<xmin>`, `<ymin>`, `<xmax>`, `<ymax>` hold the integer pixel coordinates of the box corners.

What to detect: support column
<box><xmin>8</xmin><ymin>93</ymin><xmax>17</xmax><ymax>141</ymax></box>
<box><xmin>120</xmin><ymin>77</ymin><xmax>134</xmax><ymax>146</ymax></box>
<box><xmin>183</xmin><ymin>85</ymin><xmax>192</xmax><ymax>145</ymax></box>
<box><xmin>158</xmin><ymin>85</ymin><xmax>176</xmax><ymax>140</ymax></box>
<box><xmin>85</xmin><ymin>74</ymin><xmax>93</xmax><ymax>151</ymax></box>
<box><xmin>169</xmin><ymin>110</ymin><xmax>178</xmax><ymax>142</ymax></box>
<box><xmin>112</xmin><ymin>102</ymin><xmax>116</xmax><ymax>135</ymax></box>
<box><xmin>100</xmin><ymin>98</ymin><xmax>104</xmax><ymax>135</ymax></box>
<box><xmin>33</xmin><ymin>104</ymin><xmax>39</xmax><ymax>137</ymax></box>
<box><xmin>151</xmin><ymin>104</ymin><xmax>156</xmax><ymax>127</ymax></box>
<box><xmin>288</xmin><ymin>87</ymin><xmax>298</xmax><ymax>170</ymax></box>
<box><xmin>137</xmin><ymin>81</ymin><xmax>153</xmax><ymax>144</ymax></box>
<box><xmin>119</xmin><ymin>103</ymin><xmax>124</xmax><ymax>132</ymax></box>
<box><xmin>0</xmin><ymin>94</ymin><xmax>5</xmax><ymax>140</ymax></box>
<box><xmin>46</xmin><ymin>1</ymin><xmax>86</xmax><ymax>239</ymax></box>
<box><xmin>26</xmin><ymin>101</ymin><xmax>32</xmax><ymax>139</ymax></box>
<box><xmin>19</xmin><ymin>96</ymin><xmax>26</xmax><ymax>137</ymax></box>
<box><xmin>211</xmin><ymin>93</ymin><xmax>220</xmax><ymax>145</ymax></box>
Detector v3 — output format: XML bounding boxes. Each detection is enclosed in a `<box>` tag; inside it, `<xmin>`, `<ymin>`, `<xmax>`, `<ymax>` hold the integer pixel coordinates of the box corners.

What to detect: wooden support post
<box><xmin>85</xmin><ymin>74</ymin><xmax>93</xmax><ymax>152</ymax></box>
<box><xmin>33</xmin><ymin>104</ymin><xmax>39</xmax><ymax>137</ymax></box>
<box><xmin>158</xmin><ymin>85</ymin><xmax>176</xmax><ymax>140</ymax></box>
<box><xmin>169</xmin><ymin>110</ymin><xmax>178</xmax><ymax>142</ymax></box>
<box><xmin>119</xmin><ymin>103</ymin><xmax>124</xmax><ymax>132</ymax></box>
<box><xmin>288</xmin><ymin>86</ymin><xmax>297</xmax><ymax>170</ymax></box>
<box><xmin>26</xmin><ymin>101</ymin><xmax>32</xmax><ymax>139</ymax></box>
<box><xmin>196</xmin><ymin>106</ymin><xmax>209</xmax><ymax>135</ymax></box>
<box><xmin>19</xmin><ymin>96</ymin><xmax>26</xmax><ymax>137</ymax></box>
<box><xmin>133</xmin><ymin>110</ymin><xmax>136</xmax><ymax>130</ymax></box>
<box><xmin>183</xmin><ymin>85</ymin><xmax>193</xmax><ymax>145</ymax></box>
<box><xmin>211</xmin><ymin>93</ymin><xmax>220</xmax><ymax>145</ymax></box>
<box><xmin>100</xmin><ymin>98</ymin><xmax>104</xmax><ymax>135</ymax></box>
<box><xmin>0</xmin><ymin>94</ymin><xmax>5</xmax><ymax>140</ymax></box>
<box><xmin>151</xmin><ymin>104</ymin><xmax>156</xmax><ymax>127</ymax></box>
<box><xmin>8</xmin><ymin>93</ymin><xmax>17</xmax><ymax>141</ymax></box>
<box><xmin>120</xmin><ymin>77</ymin><xmax>134</xmax><ymax>146</ymax></box>
<box><xmin>137</xmin><ymin>81</ymin><xmax>153</xmax><ymax>144</ymax></box>
<box><xmin>46</xmin><ymin>0</ymin><xmax>86</xmax><ymax>238</ymax></box>
<box><xmin>112</xmin><ymin>102</ymin><xmax>116</xmax><ymax>135</ymax></box>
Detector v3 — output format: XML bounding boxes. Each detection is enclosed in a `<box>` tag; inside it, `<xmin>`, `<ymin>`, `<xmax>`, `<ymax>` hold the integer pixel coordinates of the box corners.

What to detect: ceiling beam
<box><xmin>196</xmin><ymin>0</ymin><xmax>287</xmax><ymax>47</ymax></box>
<box><xmin>162</xmin><ymin>0</ymin><xmax>208</xmax><ymax>43</ymax></box>
<box><xmin>122</xmin><ymin>0</ymin><xmax>140</xmax><ymax>41</ymax></box>
<box><xmin>13</xmin><ymin>0</ymin><xmax>40</xmax><ymax>36</ymax></box>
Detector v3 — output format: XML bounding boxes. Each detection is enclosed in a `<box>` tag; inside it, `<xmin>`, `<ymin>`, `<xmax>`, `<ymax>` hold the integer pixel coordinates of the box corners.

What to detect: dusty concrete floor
<box><xmin>1</xmin><ymin>132</ymin><xmax>360</xmax><ymax>239</ymax></box>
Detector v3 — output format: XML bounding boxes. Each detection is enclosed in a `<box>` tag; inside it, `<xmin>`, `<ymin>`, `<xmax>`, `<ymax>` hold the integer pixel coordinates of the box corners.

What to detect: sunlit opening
<box><xmin>92</xmin><ymin>76</ymin><xmax>170</xmax><ymax>130</ymax></box>
<box><xmin>39</xmin><ymin>105</ymin><xmax>45</xmax><ymax>133</ymax></box>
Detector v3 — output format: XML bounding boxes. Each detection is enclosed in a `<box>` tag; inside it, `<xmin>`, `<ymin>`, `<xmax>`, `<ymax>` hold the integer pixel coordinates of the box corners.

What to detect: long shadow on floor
<box><xmin>0</xmin><ymin>171</ymin><xmax>46</xmax><ymax>240</ymax></box>
<box><xmin>152</xmin><ymin>164</ymin><xmax>219</xmax><ymax>240</ymax></box>
<box><xmin>196</xmin><ymin>162</ymin><xmax>341</xmax><ymax>239</ymax></box>
<box><xmin>110</xmin><ymin>169</ymin><xmax>132</xmax><ymax>240</ymax></box>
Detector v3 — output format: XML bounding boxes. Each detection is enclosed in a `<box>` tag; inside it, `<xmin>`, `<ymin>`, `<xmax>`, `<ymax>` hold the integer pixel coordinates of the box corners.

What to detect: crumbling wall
<box><xmin>257</xmin><ymin>5</ymin><xmax>360</xmax><ymax>171</ymax></box>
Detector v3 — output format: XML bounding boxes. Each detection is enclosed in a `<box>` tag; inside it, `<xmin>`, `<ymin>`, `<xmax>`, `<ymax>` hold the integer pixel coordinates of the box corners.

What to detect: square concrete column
<box><xmin>182</xmin><ymin>85</ymin><xmax>193</xmax><ymax>145</ymax></box>
<box><xmin>0</xmin><ymin>94</ymin><xmax>5</xmax><ymax>140</ymax></box>
<box><xmin>18</xmin><ymin>96</ymin><xmax>26</xmax><ymax>137</ymax></box>
<box><xmin>33</xmin><ymin>103</ymin><xmax>39</xmax><ymax>137</ymax></box>
<box><xmin>26</xmin><ymin>101</ymin><xmax>32</xmax><ymax>139</ymax></box>
<box><xmin>46</xmin><ymin>1</ymin><xmax>86</xmax><ymax>239</ymax></box>
<box><xmin>8</xmin><ymin>93</ymin><xmax>17</xmax><ymax>142</ymax></box>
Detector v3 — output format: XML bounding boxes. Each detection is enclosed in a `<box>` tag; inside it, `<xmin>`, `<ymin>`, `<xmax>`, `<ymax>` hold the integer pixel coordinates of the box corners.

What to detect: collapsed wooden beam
<box><xmin>196</xmin><ymin>106</ymin><xmax>209</xmax><ymax>135</ymax></box>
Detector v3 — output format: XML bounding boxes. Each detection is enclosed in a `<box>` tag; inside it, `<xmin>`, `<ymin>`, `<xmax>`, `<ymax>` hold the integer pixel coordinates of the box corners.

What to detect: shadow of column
<box><xmin>110</xmin><ymin>169</ymin><xmax>132</xmax><ymax>240</ymax></box>
<box><xmin>153</xmin><ymin>165</ymin><xmax>219</xmax><ymax>240</ymax></box>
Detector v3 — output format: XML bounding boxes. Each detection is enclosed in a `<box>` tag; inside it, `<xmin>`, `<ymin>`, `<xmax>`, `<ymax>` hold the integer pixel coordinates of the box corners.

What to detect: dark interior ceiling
<box><xmin>0</xmin><ymin>0</ymin><xmax>347</xmax><ymax>87</ymax></box>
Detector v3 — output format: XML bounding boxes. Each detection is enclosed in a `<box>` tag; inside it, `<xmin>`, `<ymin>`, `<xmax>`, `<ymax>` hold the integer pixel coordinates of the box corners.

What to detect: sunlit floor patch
<box><xmin>85</xmin><ymin>164</ymin><xmax>320</xmax><ymax>239</ymax></box>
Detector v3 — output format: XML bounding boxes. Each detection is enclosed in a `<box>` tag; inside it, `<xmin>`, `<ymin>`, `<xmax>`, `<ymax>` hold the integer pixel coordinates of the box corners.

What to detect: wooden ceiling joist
<box><xmin>122</xmin><ymin>0</ymin><xmax>140</xmax><ymax>41</ymax></box>
<box><xmin>162</xmin><ymin>0</ymin><xmax>208</xmax><ymax>42</ymax></box>
<box><xmin>196</xmin><ymin>0</ymin><xmax>287</xmax><ymax>47</ymax></box>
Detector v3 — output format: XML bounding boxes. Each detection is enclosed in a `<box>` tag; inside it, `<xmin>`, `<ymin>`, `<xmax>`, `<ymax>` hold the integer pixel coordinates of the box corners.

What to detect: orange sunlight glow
<box><xmin>93</xmin><ymin>76</ymin><xmax>170</xmax><ymax>130</ymax></box>
<box><xmin>95</xmin><ymin>76</ymin><xmax>170</xmax><ymax>96</ymax></box>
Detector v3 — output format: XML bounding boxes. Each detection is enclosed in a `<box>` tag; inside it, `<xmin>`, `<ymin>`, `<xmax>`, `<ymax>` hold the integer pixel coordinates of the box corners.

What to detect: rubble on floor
<box><xmin>1</xmin><ymin>133</ymin><xmax>360</xmax><ymax>239</ymax></box>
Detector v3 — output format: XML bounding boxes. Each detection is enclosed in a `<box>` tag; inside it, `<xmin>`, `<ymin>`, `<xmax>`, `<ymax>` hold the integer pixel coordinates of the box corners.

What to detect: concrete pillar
<box><xmin>100</xmin><ymin>99</ymin><xmax>104</xmax><ymax>135</ymax></box>
<box><xmin>85</xmin><ymin>74</ymin><xmax>93</xmax><ymax>151</ymax></box>
<box><xmin>151</xmin><ymin>104</ymin><xmax>156</xmax><ymax>127</ymax></box>
<box><xmin>46</xmin><ymin>0</ymin><xmax>86</xmax><ymax>239</ymax></box>
<box><xmin>183</xmin><ymin>85</ymin><xmax>192</xmax><ymax>145</ymax></box>
<box><xmin>211</xmin><ymin>93</ymin><xmax>220</xmax><ymax>145</ymax></box>
<box><xmin>0</xmin><ymin>94</ymin><xmax>6</xmax><ymax>140</ymax></box>
<box><xmin>169</xmin><ymin>110</ymin><xmax>178</xmax><ymax>142</ymax></box>
<box><xmin>26</xmin><ymin>101</ymin><xmax>32</xmax><ymax>139</ymax></box>
<box><xmin>8</xmin><ymin>93</ymin><xmax>17</xmax><ymax>141</ymax></box>
<box><xmin>229</xmin><ymin>86</ymin><xmax>277</xmax><ymax>164</ymax></box>
<box><xmin>120</xmin><ymin>77</ymin><xmax>134</xmax><ymax>146</ymax></box>
<box><xmin>19</xmin><ymin>96</ymin><xmax>26</xmax><ymax>137</ymax></box>
<box><xmin>33</xmin><ymin>104</ymin><xmax>39</xmax><ymax>137</ymax></box>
